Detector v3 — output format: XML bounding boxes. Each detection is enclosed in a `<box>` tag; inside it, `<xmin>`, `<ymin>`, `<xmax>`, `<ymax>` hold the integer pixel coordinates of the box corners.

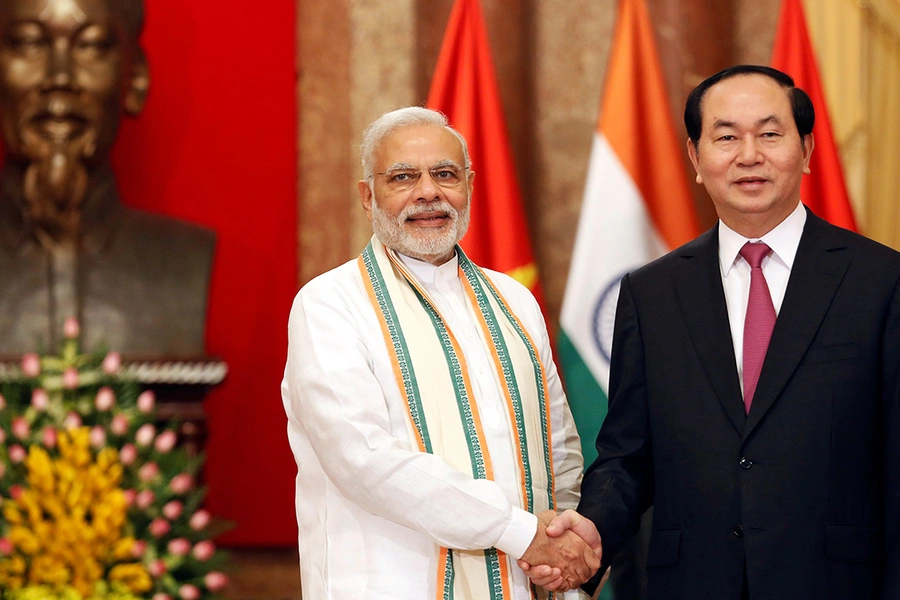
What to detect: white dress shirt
<box><xmin>281</xmin><ymin>250</ymin><xmax>585</xmax><ymax>599</ymax></box>
<box><xmin>718</xmin><ymin>201</ymin><xmax>807</xmax><ymax>394</ymax></box>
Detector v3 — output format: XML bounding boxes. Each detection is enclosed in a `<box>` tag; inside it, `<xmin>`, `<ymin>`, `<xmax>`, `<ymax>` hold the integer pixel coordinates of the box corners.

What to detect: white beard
<box><xmin>370</xmin><ymin>192</ymin><xmax>470</xmax><ymax>264</ymax></box>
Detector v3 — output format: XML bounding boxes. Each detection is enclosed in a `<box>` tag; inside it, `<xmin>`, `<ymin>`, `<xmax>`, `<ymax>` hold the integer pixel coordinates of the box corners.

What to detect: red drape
<box><xmin>112</xmin><ymin>2</ymin><xmax>298</xmax><ymax>546</ymax></box>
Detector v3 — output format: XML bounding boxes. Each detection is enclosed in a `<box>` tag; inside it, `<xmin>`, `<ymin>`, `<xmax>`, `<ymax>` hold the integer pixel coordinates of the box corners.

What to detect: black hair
<box><xmin>684</xmin><ymin>65</ymin><xmax>815</xmax><ymax>145</ymax></box>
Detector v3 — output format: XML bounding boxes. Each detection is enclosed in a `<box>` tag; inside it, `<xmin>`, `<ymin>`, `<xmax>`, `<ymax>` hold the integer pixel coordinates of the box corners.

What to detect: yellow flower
<box><xmin>0</xmin><ymin>428</ymin><xmax>133</xmax><ymax>593</ymax></box>
<box><xmin>107</xmin><ymin>563</ymin><xmax>152</xmax><ymax>593</ymax></box>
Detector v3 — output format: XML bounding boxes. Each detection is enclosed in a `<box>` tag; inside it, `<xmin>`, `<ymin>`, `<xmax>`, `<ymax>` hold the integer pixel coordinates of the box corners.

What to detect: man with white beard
<box><xmin>281</xmin><ymin>106</ymin><xmax>598</xmax><ymax>599</ymax></box>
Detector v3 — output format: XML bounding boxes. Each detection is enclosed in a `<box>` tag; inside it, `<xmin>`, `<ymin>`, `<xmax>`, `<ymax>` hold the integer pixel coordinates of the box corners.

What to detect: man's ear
<box><xmin>686</xmin><ymin>138</ymin><xmax>703</xmax><ymax>185</ymax></box>
<box><xmin>124</xmin><ymin>48</ymin><xmax>149</xmax><ymax>116</ymax></box>
<box><xmin>801</xmin><ymin>133</ymin><xmax>815</xmax><ymax>175</ymax></box>
<box><xmin>358</xmin><ymin>180</ymin><xmax>374</xmax><ymax>223</ymax></box>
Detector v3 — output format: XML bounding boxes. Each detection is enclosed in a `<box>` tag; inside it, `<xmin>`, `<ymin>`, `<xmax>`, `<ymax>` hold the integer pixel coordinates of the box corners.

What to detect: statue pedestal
<box><xmin>122</xmin><ymin>358</ymin><xmax>228</xmax><ymax>456</ymax></box>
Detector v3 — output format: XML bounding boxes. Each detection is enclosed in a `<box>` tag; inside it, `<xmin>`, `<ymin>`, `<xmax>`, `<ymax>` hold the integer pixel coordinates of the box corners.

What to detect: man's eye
<box><xmin>74</xmin><ymin>38</ymin><xmax>113</xmax><ymax>57</ymax></box>
<box><xmin>7</xmin><ymin>36</ymin><xmax>46</xmax><ymax>53</ymax></box>
<box><xmin>718</xmin><ymin>135</ymin><xmax>736</xmax><ymax>141</ymax></box>
<box><xmin>432</xmin><ymin>169</ymin><xmax>456</xmax><ymax>180</ymax></box>
<box><xmin>390</xmin><ymin>172</ymin><xmax>415</xmax><ymax>182</ymax></box>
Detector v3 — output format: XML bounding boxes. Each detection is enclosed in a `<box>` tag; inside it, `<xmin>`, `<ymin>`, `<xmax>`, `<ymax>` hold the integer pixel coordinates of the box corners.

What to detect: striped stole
<box><xmin>358</xmin><ymin>238</ymin><xmax>558</xmax><ymax>600</ymax></box>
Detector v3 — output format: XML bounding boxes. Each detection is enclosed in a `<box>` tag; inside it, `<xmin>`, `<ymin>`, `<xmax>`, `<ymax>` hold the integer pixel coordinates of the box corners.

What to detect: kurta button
<box><xmin>733</xmin><ymin>525</ymin><xmax>744</xmax><ymax>538</ymax></box>
<box><xmin>739</xmin><ymin>457</ymin><xmax>753</xmax><ymax>470</ymax></box>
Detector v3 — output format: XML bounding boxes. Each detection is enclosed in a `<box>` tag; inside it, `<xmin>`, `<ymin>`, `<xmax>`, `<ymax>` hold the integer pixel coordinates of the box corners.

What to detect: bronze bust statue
<box><xmin>0</xmin><ymin>0</ymin><xmax>214</xmax><ymax>357</ymax></box>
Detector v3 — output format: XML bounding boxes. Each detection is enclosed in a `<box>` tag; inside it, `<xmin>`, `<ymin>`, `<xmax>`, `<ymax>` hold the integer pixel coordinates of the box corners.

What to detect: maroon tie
<box><xmin>740</xmin><ymin>242</ymin><xmax>776</xmax><ymax>414</ymax></box>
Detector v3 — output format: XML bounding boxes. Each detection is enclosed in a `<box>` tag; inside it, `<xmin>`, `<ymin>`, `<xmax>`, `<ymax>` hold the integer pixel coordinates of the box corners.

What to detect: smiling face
<box><xmin>687</xmin><ymin>73</ymin><xmax>813</xmax><ymax>238</ymax></box>
<box><xmin>358</xmin><ymin>123</ymin><xmax>474</xmax><ymax>265</ymax></box>
<box><xmin>0</xmin><ymin>0</ymin><xmax>147</xmax><ymax>165</ymax></box>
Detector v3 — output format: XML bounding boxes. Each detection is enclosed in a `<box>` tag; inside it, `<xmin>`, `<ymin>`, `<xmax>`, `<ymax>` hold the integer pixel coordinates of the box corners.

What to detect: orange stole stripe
<box><xmin>385</xmin><ymin>250</ymin><xmax>496</xmax><ymax>482</ymax></box>
<box><xmin>357</xmin><ymin>255</ymin><xmax>427</xmax><ymax>454</ymax></box>
<box><xmin>436</xmin><ymin>547</ymin><xmax>450</xmax><ymax>600</ymax></box>
<box><xmin>496</xmin><ymin>550</ymin><xmax>513</xmax><ymax>599</ymax></box>
<box><xmin>460</xmin><ymin>271</ymin><xmax>531</xmax><ymax>512</ymax></box>
<box><xmin>478</xmin><ymin>271</ymin><xmax>558</xmax><ymax>509</ymax></box>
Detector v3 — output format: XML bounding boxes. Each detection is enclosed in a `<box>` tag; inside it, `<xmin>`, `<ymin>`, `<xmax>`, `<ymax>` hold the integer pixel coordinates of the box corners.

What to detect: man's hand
<box><xmin>517</xmin><ymin>510</ymin><xmax>603</xmax><ymax>592</ymax></box>
<box><xmin>516</xmin><ymin>510</ymin><xmax>601</xmax><ymax>592</ymax></box>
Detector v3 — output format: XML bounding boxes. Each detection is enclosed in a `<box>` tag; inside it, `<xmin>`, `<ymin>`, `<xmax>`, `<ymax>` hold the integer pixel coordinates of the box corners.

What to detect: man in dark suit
<box><xmin>523</xmin><ymin>65</ymin><xmax>899</xmax><ymax>599</ymax></box>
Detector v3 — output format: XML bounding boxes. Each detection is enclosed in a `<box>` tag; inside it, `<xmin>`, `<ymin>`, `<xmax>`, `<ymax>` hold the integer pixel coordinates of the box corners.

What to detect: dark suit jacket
<box><xmin>578</xmin><ymin>209</ymin><xmax>900</xmax><ymax>600</ymax></box>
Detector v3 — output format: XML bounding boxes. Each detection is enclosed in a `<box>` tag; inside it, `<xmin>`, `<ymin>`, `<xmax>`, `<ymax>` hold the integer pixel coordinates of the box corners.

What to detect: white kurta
<box><xmin>281</xmin><ymin>251</ymin><xmax>586</xmax><ymax>599</ymax></box>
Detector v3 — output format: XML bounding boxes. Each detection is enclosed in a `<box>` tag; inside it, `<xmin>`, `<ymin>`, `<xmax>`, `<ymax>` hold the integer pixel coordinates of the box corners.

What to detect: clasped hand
<box><xmin>517</xmin><ymin>509</ymin><xmax>602</xmax><ymax>593</ymax></box>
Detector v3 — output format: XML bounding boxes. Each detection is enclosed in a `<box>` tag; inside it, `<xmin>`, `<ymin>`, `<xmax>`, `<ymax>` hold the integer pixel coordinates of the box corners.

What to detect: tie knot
<box><xmin>740</xmin><ymin>242</ymin><xmax>771</xmax><ymax>269</ymax></box>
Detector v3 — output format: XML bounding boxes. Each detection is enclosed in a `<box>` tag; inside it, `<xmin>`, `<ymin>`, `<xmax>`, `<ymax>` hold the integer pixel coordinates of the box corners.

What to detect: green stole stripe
<box><xmin>459</xmin><ymin>250</ymin><xmax>556</xmax><ymax>512</ymax></box>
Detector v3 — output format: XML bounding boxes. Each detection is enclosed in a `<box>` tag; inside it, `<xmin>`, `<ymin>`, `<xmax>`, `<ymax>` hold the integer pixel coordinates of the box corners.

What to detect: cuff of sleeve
<box><xmin>494</xmin><ymin>507</ymin><xmax>538</xmax><ymax>560</ymax></box>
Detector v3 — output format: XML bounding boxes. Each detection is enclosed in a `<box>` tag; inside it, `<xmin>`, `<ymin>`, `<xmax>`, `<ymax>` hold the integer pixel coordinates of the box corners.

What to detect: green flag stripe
<box><xmin>556</xmin><ymin>328</ymin><xmax>609</xmax><ymax>466</ymax></box>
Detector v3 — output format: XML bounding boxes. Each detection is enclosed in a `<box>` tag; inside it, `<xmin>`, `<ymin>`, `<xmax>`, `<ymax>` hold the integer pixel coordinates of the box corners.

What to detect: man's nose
<box><xmin>41</xmin><ymin>40</ymin><xmax>75</xmax><ymax>91</ymax></box>
<box><xmin>736</xmin><ymin>136</ymin><xmax>763</xmax><ymax>165</ymax></box>
<box><xmin>413</xmin><ymin>170</ymin><xmax>442</xmax><ymax>200</ymax></box>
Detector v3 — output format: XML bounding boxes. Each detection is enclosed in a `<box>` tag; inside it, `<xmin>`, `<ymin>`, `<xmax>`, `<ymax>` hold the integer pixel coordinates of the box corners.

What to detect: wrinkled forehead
<box><xmin>376</xmin><ymin>124</ymin><xmax>466</xmax><ymax>168</ymax></box>
<box><xmin>0</xmin><ymin>0</ymin><xmax>141</xmax><ymax>34</ymax></box>
<box><xmin>701</xmin><ymin>74</ymin><xmax>793</xmax><ymax>127</ymax></box>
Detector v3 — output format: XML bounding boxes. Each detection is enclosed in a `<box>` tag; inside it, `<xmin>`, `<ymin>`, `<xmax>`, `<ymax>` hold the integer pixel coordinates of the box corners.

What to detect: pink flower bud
<box><xmin>138</xmin><ymin>462</ymin><xmax>159</xmax><ymax>482</ymax></box>
<box><xmin>63</xmin><ymin>317</ymin><xmax>80</xmax><ymax>338</ymax></box>
<box><xmin>191</xmin><ymin>539</ymin><xmax>215</xmax><ymax>561</ymax></box>
<box><xmin>119</xmin><ymin>444</ymin><xmax>137</xmax><ymax>465</ymax></box>
<box><xmin>110</xmin><ymin>414</ymin><xmax>129</xmax><ymax>436</ymax></box>
<box><xmin>170</xmin><ymin>473</ymin><xmax>194</xmax><ymax>495</ymax></box>
<box><xmin>132</xmin><ymin>539</ymin><xmax>147</xmax><ymax>558</ymax></box>
<box><xmin>0</xmin><ymin>538</ymin><xmax>12</xmax><ymax>556</ymax></box>
<box><xmin>204</xmin><ymin>571</ymin><xmax>228</xmax><ymax>592</ymax></box>
<box><xmin>148</xmin><ymin>518</ymin><xmax>170</xmax><ymax>538</ymax></box>
<box><xmin>21</xmin><ymin>353</ymin><xmax>40</xmax><ymax>377</ymax></box>
<box><xmin>122</xmin><ymin>488</ymin><xmax>137</xmax><ymax>506</ymax></box>
<box><xmin>62</xmin><ymin>367</ymin><xmax>79</xmax><ymax>390</ymax></box>
<box><xmin>137</xmin><ymin>390</ymin><xmax>156</xmax><ymax>414</ymax></box>
<box><xmin>102</xmin><ymin>351</ymin><xmax>122</xmax><ymax>374</ymax></box>
<box><xmin>41</xmin><ymin>427</ymin><xmax>57</xmax><ymax>448</ymax></box>
<box><xmin>8</xmin><ymin>446</ymin><xmax>26</xmax><ymax>464</ymax></box>
<box><xmin>90</xmin><ymin>425</ymin><xmax>106</xmax><ymax>448</ymax></box>
<box><xmin>162</xmin><ymin>500</ymin><xmax>183</xmax><ymax>520</ymax></box>
<box><xmin>135</xmin><ymin>423</ymin><xmax>155</xmax><ymax>447</ymax></box>
<box><xmin>9</xmin><ymin>484</ymin><xmax>23</xmax><ymax>499</ymax></box>
<box><xmin>95</xmin><ymin>387</ymin><xmax>115</xmax><ymax>411</ymax></box>
<box><xmin>167</xmin><ymin>537</ymin><xmax>190</xmax><ymax>556</ymax></box>
<box><xmin>0</xmin><ymin>429</ymin><xmax>5</xmax><ymax>444</ymax></box>
<box><xmin>154</xmin><ymin>430</ymin><xmax>177</xmax><ymax>453</ymax></box>
<box><xmin>189</xmin><ymin>509</ymin><xmax>211</xmax><ymax>531</ymax></box>
<box><xmin>152</xmin><ymin>595</ymin><xmax>173</xmax><ymax>600</ymax></box>
<box><xmin>136</xmin><ymin>489</ymin><xmax>155</xmax><ymax>510</ymax></box>
<box><xmin>30</xmin><ymin>389</ymin><xmax>49</xmax><ymax>411</ymax></box>
<box><xmin>178</xmin><ymin>584</ymin><xmax>200</xmax><ymax>600</ymax></box>
<box><xmin>64</xmin><ymin>412</ymin><xmax>82</xmax><ymax>430</ymax></box>
<box><xmin>148</xmin><ymin>558</ymin><xmax>167</xmax><ymax>577</ymax></box>
<box><xmin>11</xmin><ymin>418</ymin><xmax>29</xmax><ymax>440</ymax></box>
<box><xmin>0</xmin><ymin>393</ymin><xmax>6</xmax><ymax>410</ymax></box>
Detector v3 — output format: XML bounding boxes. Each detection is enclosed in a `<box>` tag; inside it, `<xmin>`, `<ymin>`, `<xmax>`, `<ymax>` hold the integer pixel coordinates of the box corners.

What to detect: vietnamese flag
<box><xmin>771</xmin><ymin>0</ymin><xmax>858</xmax><ymax>230</ymax></box>
<box><xmin>426</xmin><ymin>0</ymin><xmax>545</xmax><ymax>306</ymax></box>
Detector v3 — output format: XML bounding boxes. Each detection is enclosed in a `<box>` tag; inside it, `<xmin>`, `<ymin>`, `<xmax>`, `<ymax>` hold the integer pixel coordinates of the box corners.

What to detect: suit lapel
<box><xmin>743</xmin><ymin>211</ymin><xmax>850</xmax><ymax>437</ymax></box>
<box><xmin>673</xmin><ymin>226</ymin><xmax>745</xmax><ymax>434</ymax></box>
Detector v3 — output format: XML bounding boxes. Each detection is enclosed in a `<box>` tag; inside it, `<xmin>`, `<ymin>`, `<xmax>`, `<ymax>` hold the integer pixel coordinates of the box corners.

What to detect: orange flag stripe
<box><xmin>599</xmin><ymin>0</ymin><xmax>699</xmax><ymax>249</ymax></box>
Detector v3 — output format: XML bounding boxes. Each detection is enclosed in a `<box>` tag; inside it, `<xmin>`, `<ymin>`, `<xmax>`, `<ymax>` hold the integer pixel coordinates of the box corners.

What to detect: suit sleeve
<box><xmin>577</xmin><ymin>273</ymin><xmax>654</xmax><ymax>573</ymax></box>
<box><xmin>882</xmin><ymin>275</ymin><xmax>900</xmax><ymax>599</ymax></box>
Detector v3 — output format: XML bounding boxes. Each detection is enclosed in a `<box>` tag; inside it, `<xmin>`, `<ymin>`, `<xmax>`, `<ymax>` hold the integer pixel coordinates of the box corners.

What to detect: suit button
<box><xmin>739</xmin><ymin>457</ymin><xmax>753</xmax><ymax>470</ymax></box>
<box><xmin>733</xmin><ymin>525</ymin><xmax>744</xmax><ymax>538</ymax></box>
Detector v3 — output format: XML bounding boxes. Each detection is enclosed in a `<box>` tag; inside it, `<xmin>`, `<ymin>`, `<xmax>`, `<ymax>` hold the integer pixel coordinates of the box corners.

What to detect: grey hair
<box><xmin>360</xmin><ymin>106</ymin><xmax>470</xmax><ymax>180</ymax></box>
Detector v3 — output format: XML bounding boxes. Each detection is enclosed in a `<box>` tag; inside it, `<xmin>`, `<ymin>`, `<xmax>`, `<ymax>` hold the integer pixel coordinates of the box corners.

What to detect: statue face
<box><xmin>0</xmin><ymin>0</ymin><xmax>147</xmax><ymax>165</ymax></box>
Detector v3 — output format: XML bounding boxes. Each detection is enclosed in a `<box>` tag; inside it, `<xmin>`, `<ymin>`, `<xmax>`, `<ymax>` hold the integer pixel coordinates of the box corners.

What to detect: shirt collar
<box><xmin>397</xmin><ymin>250</ymin><xmax>459</xmax><ymax>284</ymax></box>
<box><xmin>718</xmin><ymin>201</ymin><xmax>807</xmax><ymax>277</ymax></box>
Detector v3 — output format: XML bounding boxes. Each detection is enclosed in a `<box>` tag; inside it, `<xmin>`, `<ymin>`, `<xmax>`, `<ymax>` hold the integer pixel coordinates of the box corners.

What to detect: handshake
<box><xmin>517</xmin><ymin>509</ymin><xmax>604</xmax><ymax>593</ymax></box>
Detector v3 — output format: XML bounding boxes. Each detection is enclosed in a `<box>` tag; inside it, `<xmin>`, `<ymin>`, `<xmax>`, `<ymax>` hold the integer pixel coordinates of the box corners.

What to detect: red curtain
<box><xmin>112</xmin><ymin>2</ymin><xmax>298</xmax><ymax>546</ymax></box>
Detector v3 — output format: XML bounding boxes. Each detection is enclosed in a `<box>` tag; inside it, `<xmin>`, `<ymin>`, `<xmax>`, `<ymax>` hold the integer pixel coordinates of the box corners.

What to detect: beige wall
<box><xmin>297</xmin><ymin>0</ymin><xmax>894</xmax><ymax>324</ymax></box>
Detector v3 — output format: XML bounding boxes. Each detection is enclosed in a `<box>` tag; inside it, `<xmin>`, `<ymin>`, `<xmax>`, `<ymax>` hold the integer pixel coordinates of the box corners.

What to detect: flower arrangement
<box><xmin>0</xmin><ymin>319</ymin><xmax>228</xmax><ymax>600</ymax></box>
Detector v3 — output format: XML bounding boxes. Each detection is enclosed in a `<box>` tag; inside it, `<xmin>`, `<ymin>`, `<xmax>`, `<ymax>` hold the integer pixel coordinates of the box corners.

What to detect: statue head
<box><xmin>0</xmin><ymin>0</ymin><xmax>149</xmax><ymax>241</ymax></box>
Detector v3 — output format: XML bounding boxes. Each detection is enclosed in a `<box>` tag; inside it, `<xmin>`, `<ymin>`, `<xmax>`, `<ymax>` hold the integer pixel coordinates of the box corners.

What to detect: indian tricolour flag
<box><xmin>558</xmin><ymin>0</ymin><xmax>700</xmax><ymax>465</ymax></box>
